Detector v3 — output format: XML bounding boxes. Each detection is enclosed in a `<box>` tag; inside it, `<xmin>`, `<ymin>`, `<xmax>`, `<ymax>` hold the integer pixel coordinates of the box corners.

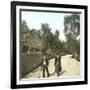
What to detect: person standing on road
<box><xmin>42</xmin><ymin>54</ymin><xmax>49</xmax><ymax>78</ymax></box>
<box><xmin>54</xmin><ymin>54</ymin><xmax>62</xmax><ymax>77</ymax></box>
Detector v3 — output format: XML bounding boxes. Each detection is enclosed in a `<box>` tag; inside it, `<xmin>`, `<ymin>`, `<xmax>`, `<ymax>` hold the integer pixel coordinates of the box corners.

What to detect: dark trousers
<box><xmin>43</xmin><ymin>65</ymin><xmax>49</xmax><ymax>78</ymax></box>
<box><xmin>57</xmin><ymin>71</ymin><xmax>60</xmax><ymax>77</ymax></box>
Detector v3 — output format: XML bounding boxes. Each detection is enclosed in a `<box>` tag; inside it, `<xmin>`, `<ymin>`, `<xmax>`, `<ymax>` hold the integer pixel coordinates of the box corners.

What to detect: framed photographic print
<box><xmin>11</xmin><ymin>1</ymin><xmax>88</xmax><ymax>89</ymax></box>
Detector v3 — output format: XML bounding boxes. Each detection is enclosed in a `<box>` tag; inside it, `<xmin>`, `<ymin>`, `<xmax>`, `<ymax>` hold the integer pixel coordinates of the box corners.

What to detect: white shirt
<box><xmin>43</xmin><ymin>59</ymin><xmax>46</xmax><ymax>65</ymax></box>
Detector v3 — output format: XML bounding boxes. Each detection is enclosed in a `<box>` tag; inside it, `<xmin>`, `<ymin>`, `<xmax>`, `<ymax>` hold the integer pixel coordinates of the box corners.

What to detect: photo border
<box><xmin>11</xmin><ymin>1</ymin><xmax>88</xmax><ymax>89</ymax></box>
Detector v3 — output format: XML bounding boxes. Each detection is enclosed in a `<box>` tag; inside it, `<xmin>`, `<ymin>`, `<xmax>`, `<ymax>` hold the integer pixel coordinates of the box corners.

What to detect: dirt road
<box><xmin>22</xmin><ymin>55</ymin><xmax>80</xmax><ymax>80</ymax></box>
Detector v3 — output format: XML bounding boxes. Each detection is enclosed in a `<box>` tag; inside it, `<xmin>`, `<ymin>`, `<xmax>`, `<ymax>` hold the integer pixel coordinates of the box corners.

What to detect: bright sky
<box><xmin>21</xmin><ymin>11</ymin><xmax>72</xmax><ymax>41</ymax></box>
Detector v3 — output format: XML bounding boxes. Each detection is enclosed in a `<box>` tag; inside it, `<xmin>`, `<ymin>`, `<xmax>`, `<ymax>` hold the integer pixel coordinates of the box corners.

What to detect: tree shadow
<box><xmin>60</xmin><ymin>70</ymin><xmax>66</xmax><ymax>75</ymax></box>
<box><xmin>49</xmin><ymin>70</ymin><xmax>66</xmax><ymax>77</ymax></box>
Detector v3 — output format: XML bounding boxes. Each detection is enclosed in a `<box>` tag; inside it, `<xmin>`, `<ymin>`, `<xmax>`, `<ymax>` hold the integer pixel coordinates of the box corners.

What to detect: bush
<box><xmin>72</xmin><ymin>53</ymin><xmax>80</xmax><ymax>61</ymax></box>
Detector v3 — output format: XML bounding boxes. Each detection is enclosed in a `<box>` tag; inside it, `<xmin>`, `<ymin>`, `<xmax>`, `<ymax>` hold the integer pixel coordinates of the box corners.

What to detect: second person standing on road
<box><xmin>54</xmin><ymin>54</ymin><xmax>62</xmax><ymax>77</ymax></box>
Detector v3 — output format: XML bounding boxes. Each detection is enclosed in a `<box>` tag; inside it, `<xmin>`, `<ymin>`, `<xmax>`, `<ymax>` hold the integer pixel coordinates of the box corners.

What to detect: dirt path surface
<box><xmin>22</xmin><ymin>55</ymin><xmax>80</xmax><ymax>80</ymax></box>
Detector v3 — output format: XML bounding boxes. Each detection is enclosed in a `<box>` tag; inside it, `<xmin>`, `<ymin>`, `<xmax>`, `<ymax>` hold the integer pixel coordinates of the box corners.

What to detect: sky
<box><xmin>21</xmin><ymin>11</ymin><xmax>72</xmax><ymax>41</ymax></box>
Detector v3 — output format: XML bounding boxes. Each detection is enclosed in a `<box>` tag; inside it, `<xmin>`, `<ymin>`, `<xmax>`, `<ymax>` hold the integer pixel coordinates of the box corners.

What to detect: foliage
<box><xmin>41</xmin><ymin>23</ymin><xmax>63</xmax><ymax>54</ymax></box>
<box><xmin>21</xmin><ymin>21</ymin><xmax>43</xmax><ymax>53</ymax></box>
<box><xmin>64</xmin><ymin>14</ymin><xmax>80</xmax><ymax>59</ymax></box>
<box><xmin>64</xmin><ymin>14</ymin><xmax>80</xmax><ymax>37</ymax></box>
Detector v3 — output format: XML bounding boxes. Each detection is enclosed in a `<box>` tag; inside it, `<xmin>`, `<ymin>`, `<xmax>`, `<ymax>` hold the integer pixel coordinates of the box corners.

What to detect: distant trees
<box><xmin>41</xmin><ymin>23</ymin><xmax>51</xmax><ymax>52</ymax></box>
<box><xmin>21</xmin><ymin>20</ymin><xmax>43</xmax><ymax>53</ymax></box>
<box><xmin>64</xmin><ymin>14</ymin><xmax>80</xmax><ymax>60</ymax></box>
<box><xmin>21</xmin><ymin>20</ymin><xmax>30</xmax><ymax>52</ymax></box>
<box><xmin>41</xmin><ymin>23</ymin><xmax>51</xmax><ymax>34</ymax></box>
<box><xmin>64</xmin><ymin>14</ymin><xmax>80</xmax><ymax>37</ymax></box>
<box><xmin>21</xmin><ymin>14</ymin><xmax>80</xmax><ymax>61</ymax></box>
<box><xmin>55</xmin><ymin>30</ymin><xmax>59</xmax><ymax>38</ymax></box>
<box><xmin>21</xmin><ymin>22</ymin><xmax>63</xmax><ymax>55</ymax></box>
<box><xmin>41</xmin><ymin>23</ymin><xmax>63</xmax><ymax>54</ymax></box>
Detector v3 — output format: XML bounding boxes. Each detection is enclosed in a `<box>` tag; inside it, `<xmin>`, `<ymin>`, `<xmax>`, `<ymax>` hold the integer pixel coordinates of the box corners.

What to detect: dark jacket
<box><xmin>54</xmin><ymin>56</ymin><xmax>61</xmax><ymax>66</ymax></box>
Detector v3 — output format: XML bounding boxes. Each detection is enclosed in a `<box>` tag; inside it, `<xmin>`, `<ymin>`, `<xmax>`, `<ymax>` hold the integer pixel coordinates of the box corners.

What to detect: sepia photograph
<box><xmin>20</xmin><ymin>10</ymin><xmax>80</xmax><ymax>80</ymax></box>
<box><xmin>11</xmin><ymin>1</ymin><xmax>87</xmax><ymax>89</ymax></box>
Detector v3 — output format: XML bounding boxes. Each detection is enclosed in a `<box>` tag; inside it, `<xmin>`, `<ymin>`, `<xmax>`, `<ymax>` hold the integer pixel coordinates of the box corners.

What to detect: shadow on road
<box><xmin>49</xmin><ymin>70</ymin><xmax>66</xmax><ymax>77</ymax></box>
<box><xmin>49</xmin><ymin>72</ymin><xmax>55</xmax><ymax>76</ymax></box>
<box><xmin>60</xmin><ymin>70</ymin><xmax>66</xmax><ymax>75</ymax></box>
